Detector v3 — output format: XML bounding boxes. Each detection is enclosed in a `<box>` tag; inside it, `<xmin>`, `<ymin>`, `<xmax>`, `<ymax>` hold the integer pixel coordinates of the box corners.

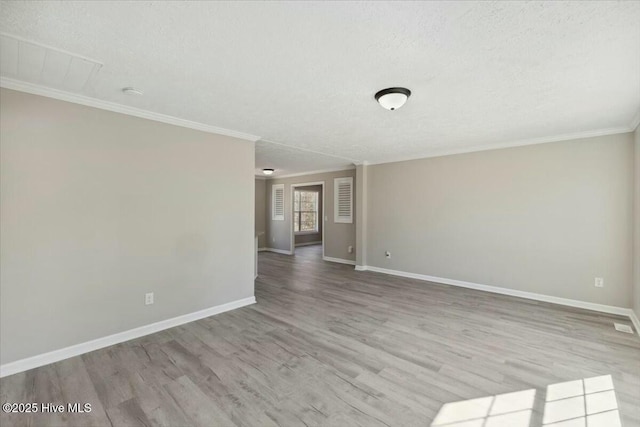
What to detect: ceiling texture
<box><xmin>1</xmin><ymin>1</ymin><xmax>639</xmax><ymax>177</ymax></box>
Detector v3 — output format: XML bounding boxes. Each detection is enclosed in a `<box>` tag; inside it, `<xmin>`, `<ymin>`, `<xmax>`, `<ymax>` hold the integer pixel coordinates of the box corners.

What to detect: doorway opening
<box><xmin>290</xmin><ymin>181</ymin><xmax>324</xmax><ymax>258</ymax></box>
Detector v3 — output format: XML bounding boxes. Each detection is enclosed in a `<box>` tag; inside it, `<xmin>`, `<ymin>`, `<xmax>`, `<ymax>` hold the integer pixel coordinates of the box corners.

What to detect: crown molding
<box><xmin>260</xmin><ymin>166</ymin><xmax>355</xmax><ymax>180</ymax></box>
<box><xmin>259</xmin><ymin>138</ymin><xmax>359</xmax><ymax>163</ymax></box>
<box><xmin>364</xmin><ymin>125</ymin><xmax>634</xmax><ymax>166</ymax></box>
<box><xmin>353</xmin><ymin>160</ymin><xmax>370</xmax><ymax>166</ymax></box>
<box><xmin>260</xmin><ymin>121</ymin><xmax>636</xmax><ymax>169</ymax></box>
<box><xmin>3</xmin><ymin>77</ymin><xmax>636</xmax><ymax>163</ymax></box>
<box><xmin>0</xmin><ymin>77</ymin><xmax>261</xmax><ymax>142</ymax></box>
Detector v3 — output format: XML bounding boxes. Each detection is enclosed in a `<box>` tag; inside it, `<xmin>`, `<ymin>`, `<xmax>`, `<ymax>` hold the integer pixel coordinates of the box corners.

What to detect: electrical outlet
<box><xmin>145</xmin><ymin>292</ymin><xmax>154</xmax><ymax>305</ymax></box>
<box><xmin>348</xmin><ymin>245</ymin><xmax>353</xmax><ymax>254</ymax></box>
<box><xmin>594</xmin><ymin>277</ymin><xmax>604</xmax><ymax>288</ymax></box>
<box><xmin>385</xmin><ymin>251</ymin><xmax>391</xmax><ymax>259</ymax></box>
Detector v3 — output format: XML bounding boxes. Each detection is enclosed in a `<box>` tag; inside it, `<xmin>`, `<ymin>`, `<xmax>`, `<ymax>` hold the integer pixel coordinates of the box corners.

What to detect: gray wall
<box><xmin>266</xmin><ymin>169</ymin><xmax>356</xmax><ymax>261</ymax></box>
<box><xmin>634</xmin><ymin>126</ymin><xmax>640</xmax><ymax>318</ymax></box>
<box><xmin>255</xmin><ymin>178</ymin><xmax>267</xmax><ymax>248</ymax></box>
<box><xmin>0</xmin><ymin>89</ymin><xmax>255</xmax><ymax>364</ymax></box>
<box><xmin>294</xmin><ymin>185</ymin><xmax>323</xmax><ymax>246</ymax></box>
<box><xmin>366</xmin><ymin>133</ymin><xmax>634</xmax><ymax>307</ymax></box>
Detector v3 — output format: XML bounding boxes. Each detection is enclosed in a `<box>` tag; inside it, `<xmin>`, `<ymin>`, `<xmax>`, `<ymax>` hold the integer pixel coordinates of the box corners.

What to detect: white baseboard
<box><xmin>258</xmin><ymin>247</ymin><xmax>268</xmax><ymax>252</ymax></box>
<box><xmin>323</xmin><ymin>256</ymin><xmax>356</xmax><ymax>266</ymax></box>
<box><xmin>262</xmin><ymin>248</ymin><xmax>293</xmax><ymax>255</ymax></box>
<box><xmin>630</xmin><ymin>310</ymin><xmax>640</xmax><ymax>334</ymax></box>
<box><xmin>0</xmin><ymin>296</ymin><xmax>256</xmax><ymax>378</ymax></box>
<box><xmin>354</xmin><ymin>265</ymin><xmax>367</xmax><ymax>271</ymax></box>
<box><xmin>358</xmin><ymin>265</ymin><xmax>634</xmax><ymax>318</ymax></box>
<box><xmin>295</xmin><ymin>241</ymin><xmax>322</xmax><ymax>247</ymax></box>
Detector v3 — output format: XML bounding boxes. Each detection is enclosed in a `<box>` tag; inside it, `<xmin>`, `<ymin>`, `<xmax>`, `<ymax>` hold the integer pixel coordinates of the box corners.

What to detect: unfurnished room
<box><xmin>0</xmin><ymin>1</ymin><xmax>639</xmax><ymax>426</ymax></box>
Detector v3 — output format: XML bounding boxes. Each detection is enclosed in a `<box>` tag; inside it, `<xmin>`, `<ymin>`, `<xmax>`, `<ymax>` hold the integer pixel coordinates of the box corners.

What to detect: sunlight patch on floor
<box><xmin>431</xmin><ymin>375</ymin><xmax>621</xmax><ymax>427</ymax></box>
<box><xmin>543</xmin><ymin>375</ymin><xmax>620</xmax><ymax>427</ymax></box>
<box><xmin>431</xmin><ymin>389</ymin><xmax>535</xmax><ymax>427</ymax></box>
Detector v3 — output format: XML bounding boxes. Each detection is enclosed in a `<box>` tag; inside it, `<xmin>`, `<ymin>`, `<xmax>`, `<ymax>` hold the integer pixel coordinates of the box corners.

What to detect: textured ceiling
<box><xmin>1</xmin><ymin>1</ymin><xmax>639</xmax><ymax>173</ymax></box>
<box><xmin>255</xmin><ymin>141</ymin><xmax>354</xmax><ymax>178</ymax></box>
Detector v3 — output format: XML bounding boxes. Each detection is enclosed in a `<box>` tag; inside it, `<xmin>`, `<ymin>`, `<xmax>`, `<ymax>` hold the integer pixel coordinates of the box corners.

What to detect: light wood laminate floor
<box><xmin>1</xmin><ymin>244</ymin><xmax>639</xmax><ymax>426</ymax></box>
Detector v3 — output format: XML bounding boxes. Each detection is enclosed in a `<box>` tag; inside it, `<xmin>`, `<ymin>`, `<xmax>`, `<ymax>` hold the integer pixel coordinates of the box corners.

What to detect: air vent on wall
<box><xmin>0</xmin><ymin>33</ymin><xmax>103</xmax><ymax>91</ymax></box>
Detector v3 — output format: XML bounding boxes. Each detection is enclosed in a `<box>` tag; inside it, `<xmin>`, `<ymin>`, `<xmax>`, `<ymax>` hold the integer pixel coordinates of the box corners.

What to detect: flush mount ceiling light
<box><xmin>262</xmin><ymin>168</ymin><xmax>275</xmax><ymax>175</ymax></box>
<box><xmin>122</xmin><ymin>87</ymin><xmax>143</xmax><ymax>96</ymax></box>
<box><xmin>375</xmin><ymin>87</ymin><xmax>411</xmax><ymax>111</ymax></box>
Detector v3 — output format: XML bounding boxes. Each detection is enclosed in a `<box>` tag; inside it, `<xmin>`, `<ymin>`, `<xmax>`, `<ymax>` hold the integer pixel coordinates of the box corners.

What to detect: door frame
<box><xmin>290</xmin><ymin>181</ymin><xmax>325</xmax><ymax>257</ymax></box>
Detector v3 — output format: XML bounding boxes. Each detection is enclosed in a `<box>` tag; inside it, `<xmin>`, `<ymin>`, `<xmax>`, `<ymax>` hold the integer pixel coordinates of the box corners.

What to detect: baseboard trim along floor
<box><xmin>261</xmin><ymin>248</ymin><xmax>293</xmax><ymax>255</ymax></box>
<box><xmin>323</xmin><ymin>256</ymin><xmax>356</xmax><ymax>266</ymax></box>
<box><xmin>295</xmin><ymin>241</ymin><xmax>322</xmax><ymax>247</ymax></box>
<box><xmin>356</xmin><ymin>264</ymin><xmax>638</xmax><ymax>326</ymax></box>
<box><xmin>260</xmin><ymin>249</ymin><xmax>356</xmax><ymax>266</ymax></box>
<box><xmin>0</xmin><ymin>296</ymin><xmax>257</xmax><ymax>378</ymax></box>
<box><xmin>631</xmin><ymin>311</ymin><xmax>640</xmax><ymax>334</ymax></box>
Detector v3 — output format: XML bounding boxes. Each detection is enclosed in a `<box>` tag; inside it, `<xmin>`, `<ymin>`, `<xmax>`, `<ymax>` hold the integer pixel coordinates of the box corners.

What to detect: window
<box><xmin>294</xmin><ymin>190</ymin><xmax>318</xmax><ymax>233</ymax></box>
<box><xmin>334</xmin><ymin>177</ymin><xmax>353</xmax><ymax>223</ymax></box>
<box><xmin>272</xmin><ymin>184</ymin><xmax>284</xmax><ymax>220</ymax></box>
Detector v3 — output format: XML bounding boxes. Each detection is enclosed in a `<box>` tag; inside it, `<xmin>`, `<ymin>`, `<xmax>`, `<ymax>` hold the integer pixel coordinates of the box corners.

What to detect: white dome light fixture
<box><xmin>375</xmin><ymin>87</ymin><xmax>411</xmax><ymax>111</ymax></box>
<box><xmin>262</xmin><ymin>168</ymin><xmax>275</xmax><ymax>175</ymax></box>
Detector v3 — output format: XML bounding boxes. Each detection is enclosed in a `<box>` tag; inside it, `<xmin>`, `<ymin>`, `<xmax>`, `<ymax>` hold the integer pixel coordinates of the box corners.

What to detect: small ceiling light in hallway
<box><xmin>263</xmin><ymin>168</ymin><xmax>274</xmax><ymax>175</ymax></box>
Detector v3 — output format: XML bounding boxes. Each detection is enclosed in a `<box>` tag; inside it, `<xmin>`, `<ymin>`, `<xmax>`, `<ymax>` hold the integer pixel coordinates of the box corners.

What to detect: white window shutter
<box><xmin>272</xmin><ymin>184</ymin><xmax>285</xmax><ymax>221</ymax></box>
<box><xmin>334</xmin><ymin>177</ymin><xmax>353</xmax><ymax>223</ymax></box>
